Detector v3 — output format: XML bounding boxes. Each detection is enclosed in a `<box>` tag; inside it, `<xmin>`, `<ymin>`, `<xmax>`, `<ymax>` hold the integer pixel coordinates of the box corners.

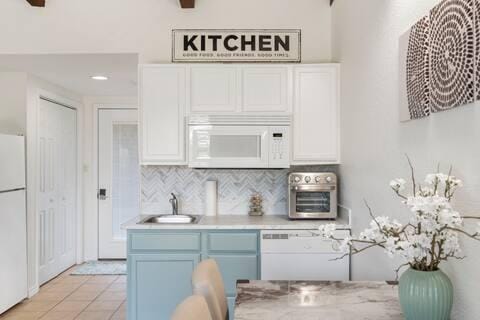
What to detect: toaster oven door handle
<box><xmin>291</xmin><ymin>185</ymin><xmax>336</xmax><ymax>191</ymax></box>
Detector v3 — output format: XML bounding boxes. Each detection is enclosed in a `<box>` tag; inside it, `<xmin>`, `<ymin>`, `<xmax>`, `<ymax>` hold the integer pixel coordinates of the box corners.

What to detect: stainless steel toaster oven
<box><xmin>288</xmin><ymin>172</ymin><xmax>337</xmax><ymax>220</ymax></box>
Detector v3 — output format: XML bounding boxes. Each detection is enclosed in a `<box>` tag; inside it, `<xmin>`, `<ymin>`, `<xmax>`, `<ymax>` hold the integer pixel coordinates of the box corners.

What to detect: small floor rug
<box><xmin>70</xmin><ymin>261</ymin><xmax>126</xmax><ymax>275</ymax></box>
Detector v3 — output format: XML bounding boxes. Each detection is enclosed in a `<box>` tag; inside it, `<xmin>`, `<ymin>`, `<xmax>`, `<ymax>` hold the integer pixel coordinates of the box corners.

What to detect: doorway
<box><xmin>98</xmin><ymin>109</ymin><xmax>139</xmax><ymax>259</ymax></box>
<box><xmin>38</xmin><ymin>98</ymin><xmax>77</xmax><ymax>284</ymax></box>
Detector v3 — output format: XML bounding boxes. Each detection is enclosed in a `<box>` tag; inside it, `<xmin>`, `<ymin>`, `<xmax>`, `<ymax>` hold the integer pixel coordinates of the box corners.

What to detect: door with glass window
<box><xmin>98</xmin><ymin>109</ymin><xmax>139</xmax><ymax>259</ymax></box>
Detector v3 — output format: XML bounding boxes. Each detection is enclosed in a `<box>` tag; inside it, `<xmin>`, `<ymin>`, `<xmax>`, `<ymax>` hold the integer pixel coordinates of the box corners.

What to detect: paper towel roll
<box><xmin>205</xmin><ymin>180</ymin><xmax>218</xmax><ymax>216</ymax></box>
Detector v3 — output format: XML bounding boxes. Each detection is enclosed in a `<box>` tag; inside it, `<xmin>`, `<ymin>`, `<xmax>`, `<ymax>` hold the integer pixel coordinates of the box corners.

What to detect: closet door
<box><xmin>38</xmin><ymin>98</ymin><xmax>77</xmax><ymax>285</ymax></box>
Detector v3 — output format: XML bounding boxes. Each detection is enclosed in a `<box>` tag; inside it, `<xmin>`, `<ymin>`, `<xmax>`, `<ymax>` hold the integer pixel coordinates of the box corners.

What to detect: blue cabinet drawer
<box><xmin>207</xmin><ymin>232</ymin><xmax>258</xmax><ymax>253</ymax></box>
<box><xmin>130</xmin><ymin>232</ymin><xmax>201</xmax><ymax>252</ymax></box>
<box><xmin>208</xmin><ymin>254</ymin><xmax>259</xmax><ymax>296</ymax></box>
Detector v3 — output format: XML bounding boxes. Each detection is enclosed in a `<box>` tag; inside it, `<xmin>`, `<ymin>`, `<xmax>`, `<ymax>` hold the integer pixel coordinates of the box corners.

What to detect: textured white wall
<box><xmin>332</xmin><ymin>0</ymin><xmax>480</xmax><ymax>319</ymax></box>
<box><xmin>0</xmin><ymin>0</ymin><xmax>332</xmax><ymax>63</ymax></box>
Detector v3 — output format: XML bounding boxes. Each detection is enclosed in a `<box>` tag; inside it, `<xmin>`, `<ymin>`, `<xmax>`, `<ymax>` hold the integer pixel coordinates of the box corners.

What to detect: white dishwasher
<box><xmin>261</xmin><ymin>229</ymin><xmax>350</xmax><ymax>281</ymax></box>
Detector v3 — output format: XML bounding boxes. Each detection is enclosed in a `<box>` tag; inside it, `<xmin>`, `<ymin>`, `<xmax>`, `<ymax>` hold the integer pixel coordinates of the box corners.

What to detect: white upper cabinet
<box><xmin>139</xmin><ymin>63</ymin><xmax>340</xmax><ymax>166</ymax></box>
<box><xmin>292</xmin><ymin>65</ymin><xmax>340</xmax><ymax>164</ymax></box>
<box><xmin>139</xmin><ymin>65</ymin><xmax>186</xmax><ymax>164</ymax></box>
<box><xmin>188</xmin><ymin>66</ymin><xmax>238</xmax><ymax>113</ymax></box>
<box><xmin>241</xmin><ymin>67</ymin><xmax>291</xmax><ymax>113</ymax></box>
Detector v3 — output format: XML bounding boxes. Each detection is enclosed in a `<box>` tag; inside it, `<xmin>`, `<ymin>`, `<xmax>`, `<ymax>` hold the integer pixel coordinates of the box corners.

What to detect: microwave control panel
<box><xmin>269</xmin><ymin>127</ymin><xmax>290</xmax><ymax>167</ymax></box>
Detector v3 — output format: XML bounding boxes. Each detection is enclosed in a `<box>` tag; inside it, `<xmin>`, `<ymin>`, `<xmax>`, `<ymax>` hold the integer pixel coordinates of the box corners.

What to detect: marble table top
<box><xmin>234</xmin><ymin>280</ymin><xmax>403</xmax><ymax>320</ymax></box>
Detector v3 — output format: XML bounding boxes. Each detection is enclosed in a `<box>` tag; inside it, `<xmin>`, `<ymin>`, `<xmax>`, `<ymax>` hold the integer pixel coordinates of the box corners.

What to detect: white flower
<box><xmin>338</xmin><ymin>236</ymin><xmax>352</xmax><ymax>253</ymax></box>
<box><xmin>359</xmin><ymin>228</ymin><xmax>377</xmax><ymax>241</ymax></box>
<box><xmin>418</xmin><ymin>186</ymin><xmax>435</xmax><ymax>197</ymax></box>
<box><xmin>438</xmin><ymin>209</ymin><xmax>462</xmax><ymax>228</ymax></box>
<box><xmin>384</xmin><ymin>237</ymin><xmax>399</xmax><ymax>257</ymax></box>
<box><xmin>413</xmin><ymin>234</ymin><xmax>432</xmax><ymax>249</ymax></box>
<box><xmin>425</xmin><ymin>173</ymin><xmax>463</xmax><ymax>189</ymax></box>
<box><xmin>318</xmin><ymin>224</ymin><xmax>336</xmax><ymax>239</ymax></box>
<box><xmin>443</xmin><ymin>232</ymin><xmax>461</xmax><ymax>256</ymax></box>
<box><xmin>446</xmin><ymin>176</ymin><xmax>463</xmax><ymax>187</ymax></box>
<box><xmin>424</xmin><ymin>174</ymin><xmax>436</xmax><ymax>185</ymax></box>
<box><xmin>406</xmin><ymin>195</ymin><xmax>450</xmax><ymax>213</ymax></box>
<box><xmin>390</xmin><ymin>178</ymin><xmax>406</xmax><ymax>192</ymax></box>
<box><xmin>425</xmin><ymin>173</ymin><xmax>448</xmax><ymax>185</ymax></box>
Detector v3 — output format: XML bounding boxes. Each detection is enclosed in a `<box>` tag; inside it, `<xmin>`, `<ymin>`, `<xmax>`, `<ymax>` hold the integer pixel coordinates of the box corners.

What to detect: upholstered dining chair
<box><xmin>191</xmin><ymin>259</ymin><xmax>228</xmax><ymax>320</ymax></box>
<box><xmin>171</xmin><ymin>295</ymin><xmax>213</xmax><ymax>320</ymax></box>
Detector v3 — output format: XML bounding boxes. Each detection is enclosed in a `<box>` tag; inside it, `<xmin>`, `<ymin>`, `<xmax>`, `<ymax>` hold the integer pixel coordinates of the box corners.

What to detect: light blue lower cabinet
<box><xmin>127</xmin><ymin>230</ymin><xmax>259</xmax><ymax>320</ymax></box>
<box><xmin>227</xmin><ymin>297</ymin><xmax>236</xmax><ymax>320</ymax></box>
<box><xmin>127</xmin><ymin>253</ymin><xmax>200</xmax><ymax>320</ymax></box>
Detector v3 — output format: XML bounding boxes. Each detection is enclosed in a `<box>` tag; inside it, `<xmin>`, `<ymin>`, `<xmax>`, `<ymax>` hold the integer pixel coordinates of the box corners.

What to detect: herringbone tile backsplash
<box><xmin>141</xmin><ymin>166</ymin><xmax>338</xmax><ymax>215</ymax></box>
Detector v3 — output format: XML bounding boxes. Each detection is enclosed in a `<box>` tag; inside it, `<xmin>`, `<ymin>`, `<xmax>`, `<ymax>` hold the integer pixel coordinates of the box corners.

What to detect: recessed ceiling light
<box><xmin>91</xmin><ymin>75</ymin><xmax>108</xmax><ymax>81</ymax></box>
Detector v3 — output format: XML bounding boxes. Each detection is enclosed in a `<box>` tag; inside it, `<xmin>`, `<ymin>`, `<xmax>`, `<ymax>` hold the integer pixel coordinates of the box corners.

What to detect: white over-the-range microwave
<box><xmin>188</xmin><ymin>115</ymin><xmax>290</xmax><ymax>168</ymax></box>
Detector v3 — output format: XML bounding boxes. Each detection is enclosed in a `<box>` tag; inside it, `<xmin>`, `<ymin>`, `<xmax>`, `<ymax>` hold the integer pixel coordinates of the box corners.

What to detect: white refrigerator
<box><xmin>0</xmin><ymin>134</ymin><xmax>28</xmax><ymax>314</ymax></box>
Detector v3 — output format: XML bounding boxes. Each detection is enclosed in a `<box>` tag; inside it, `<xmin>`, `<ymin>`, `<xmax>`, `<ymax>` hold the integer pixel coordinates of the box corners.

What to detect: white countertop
<box><xmin>122</xmin><ymin>206</ymin><xmax>351</xmax><ymax>230</ymax></box>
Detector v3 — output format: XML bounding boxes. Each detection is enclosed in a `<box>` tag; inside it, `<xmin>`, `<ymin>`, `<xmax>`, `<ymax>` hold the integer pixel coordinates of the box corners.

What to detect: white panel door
<box><xmin>98</xmin><ymin>109</ymin><xmax>139</xmax><ymax>259</ymax></box>
<box><xmin>189</xmin><ymin>66</ymin><xmax>238</xmax><ymax>113</ymax></box>
<box><xmin>241</xmin><ymin>67</ymin><xmax>291</xmax><ymax>113</ymax></box>
<box><xmin>38</xmin><ymin>99</ymin><xmax>77</xmax><ymax>285</ymax></box>
<box><xmin>140</xmin><ymin>65</ymin><xmax>186</xmax><ymax>164</ymax></box>
<box><xmin>293</xmin><ymin>65</ymin><xmax>340</xmax><ymax>164</ymax></box>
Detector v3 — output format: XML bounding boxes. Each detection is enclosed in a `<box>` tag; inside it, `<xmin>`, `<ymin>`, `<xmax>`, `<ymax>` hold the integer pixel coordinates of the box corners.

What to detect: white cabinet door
<box><xmin>189</xmin><ymin>66</ymin><xmax>238</xmax><ymax>113</ymax></box>
<box><xmin>139</xmin><ymin>65</ymin><xmax>186</xmax><ymax>164</ymax></box>
<box><xmin>293</xmin><ymin>65</ymin><xmax>340</xmax><ymax>164</ymax></box>
<box><xmin>241</xmin><ymin>66</ymin><xmax>291</xmax><ymax>113</ymax></box>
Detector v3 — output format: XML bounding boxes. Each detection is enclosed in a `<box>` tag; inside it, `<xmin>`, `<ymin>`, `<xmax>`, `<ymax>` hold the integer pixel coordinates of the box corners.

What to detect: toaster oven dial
<box><xmin>315</xmin><ymin>176</ymin><xmax>321</xmax><ymax>183</ymax></box>
<box><xmin>325</xmin><ymin>176</ymin><xmax>333</xmax><ymax>183</ymax></box>
<box><xmin>304</xmin><ymin>176</ymin><xmax>311</xmax><ymax>183</ymax></box>
<box><xmin>294</xmin><ymin>176</ymin><xmax>301</xmax><ymax>183</ymax></box>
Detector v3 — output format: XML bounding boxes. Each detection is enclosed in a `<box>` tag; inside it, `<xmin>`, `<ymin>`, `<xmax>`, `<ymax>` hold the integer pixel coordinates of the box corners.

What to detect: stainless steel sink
<box><xmin>139</xmin><ymin>214</ymin><xmax>199</xmax><ymax>224</ymax></box>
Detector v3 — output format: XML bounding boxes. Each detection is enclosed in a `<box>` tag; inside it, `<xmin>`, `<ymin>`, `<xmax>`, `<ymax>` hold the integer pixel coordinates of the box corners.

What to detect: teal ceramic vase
<box><xmin>399</xmin><ymin>268</ymin><xmax>453</xmax><ymax>320</ymax></box>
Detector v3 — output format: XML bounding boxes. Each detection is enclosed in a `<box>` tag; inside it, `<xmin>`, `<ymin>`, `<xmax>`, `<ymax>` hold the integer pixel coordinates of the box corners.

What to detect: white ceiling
<box><xmin>0</xmin><ymin>53</ymin><xmax>138</xmax><ymax>96</ymax></box>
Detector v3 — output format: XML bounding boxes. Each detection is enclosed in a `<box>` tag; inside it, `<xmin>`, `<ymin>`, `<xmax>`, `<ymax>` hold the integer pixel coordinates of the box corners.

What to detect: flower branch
<box><xmin>318</xmin><ymin>162</ymin><xmax>480</xmax><ymax>273</ymax></box>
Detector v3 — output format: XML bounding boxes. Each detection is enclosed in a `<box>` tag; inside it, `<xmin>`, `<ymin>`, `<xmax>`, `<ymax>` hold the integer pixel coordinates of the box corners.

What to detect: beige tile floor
<box><xmin>0</xmin><ymin>267</ymin><xmax>126</xmax><ymax>320</ymax></box>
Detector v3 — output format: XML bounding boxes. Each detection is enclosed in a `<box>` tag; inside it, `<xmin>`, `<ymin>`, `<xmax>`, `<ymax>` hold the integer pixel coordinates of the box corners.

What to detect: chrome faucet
<box><xmin>169</xmin><ymin>193</ymin><xmax>178</xmax><ymax>215</ymax></box>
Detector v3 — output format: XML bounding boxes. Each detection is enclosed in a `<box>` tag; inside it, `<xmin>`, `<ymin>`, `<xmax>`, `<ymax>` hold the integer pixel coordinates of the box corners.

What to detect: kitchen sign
<box><xmin>172</xmin><ymin>29</ymin><xmax>301</xmax><ymax>62</ymax></box>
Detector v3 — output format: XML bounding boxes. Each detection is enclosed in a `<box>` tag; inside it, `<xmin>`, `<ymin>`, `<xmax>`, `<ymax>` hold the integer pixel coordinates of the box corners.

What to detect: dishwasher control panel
<box><xmin>262</xmin><ymin>233</ymin><xmax>289</xmax><ymax>240</ymax></box>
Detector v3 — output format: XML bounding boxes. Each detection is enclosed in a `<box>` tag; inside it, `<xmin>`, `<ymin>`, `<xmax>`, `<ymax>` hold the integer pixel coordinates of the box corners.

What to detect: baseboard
<box><xmin>28</xmin><ymin>285</ymin><xmax>39</xmax><ymax>298</ymax></box>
